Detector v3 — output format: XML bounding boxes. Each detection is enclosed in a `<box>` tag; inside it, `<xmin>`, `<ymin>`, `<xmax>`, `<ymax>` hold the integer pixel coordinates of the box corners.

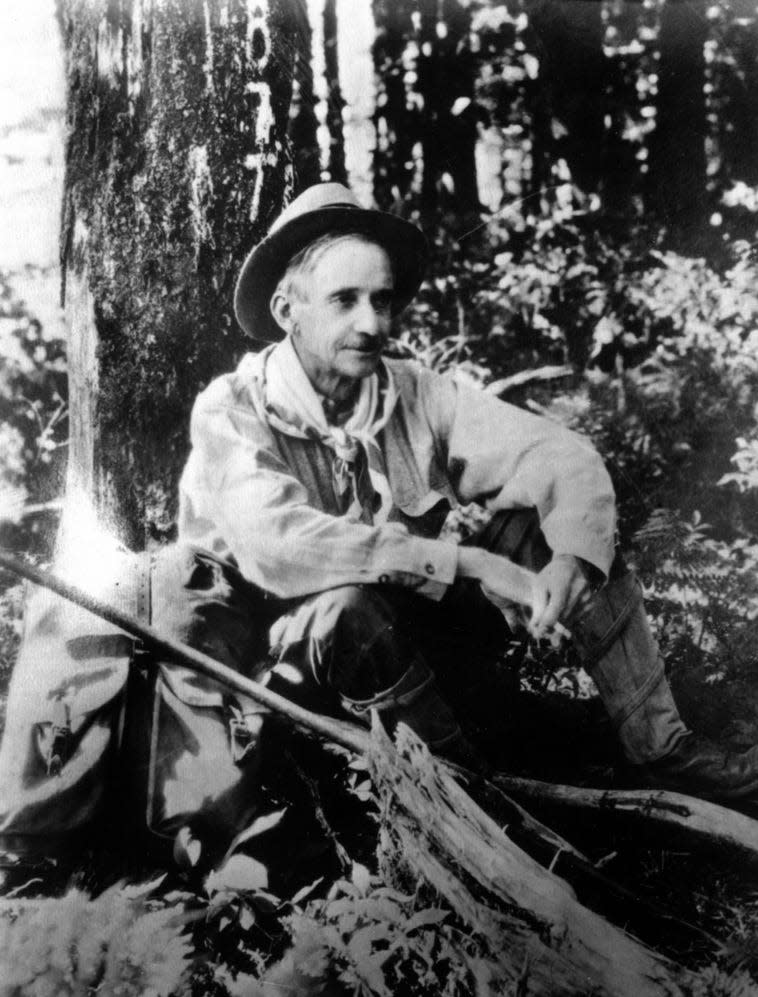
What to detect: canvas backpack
<box><xmin>0</xmin><ymin>546</ymin><xmax>267</xmax><ymax>871</ymax></box>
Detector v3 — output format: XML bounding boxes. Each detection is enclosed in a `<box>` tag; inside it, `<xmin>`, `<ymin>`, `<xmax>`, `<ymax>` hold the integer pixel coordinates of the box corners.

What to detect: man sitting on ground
<box><xmin>153</xmin><ymin>183</ymin><xmax>758</xmax><ymax>850</ymax></box>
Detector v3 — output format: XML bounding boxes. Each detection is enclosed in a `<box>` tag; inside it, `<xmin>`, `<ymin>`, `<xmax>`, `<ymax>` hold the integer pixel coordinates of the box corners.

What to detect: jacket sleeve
<box><xmin>183</xmin><ymin>395</ymin><xmax>458</xmax><ymax>600</ymax></box>
<box><xmin>421</xmin><ymin>369</ymin><xmax>617</xmax><ymax>578</ymax></box>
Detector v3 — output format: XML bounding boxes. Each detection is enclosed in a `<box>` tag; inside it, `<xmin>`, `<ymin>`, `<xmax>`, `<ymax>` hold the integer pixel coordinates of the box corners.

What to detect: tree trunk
<box><xmin>371</xmin><ymin>0</ymin><xmax>416</xmax><ymax>210</ymax></box>
<box><xmin>323</xmin><ymin>0</ymin><xmax>347</xmax><ymax>184</ymax></box>
<box><xmin>723</xmin><ymin>8</ymin><xmax>758</xmax><ymax>187</ymax></box>
<box><xmin>59</xmin><ymin>0</ymin><xmax>301</xmax><ymax>549</ymax></box>
<box><xmin>336</xmin><ymin>0</ymin><xmax>376</xmax><ymax>204</ymax></box>
<box><xmin>288</xmin><ymin>1</ymin><xmax>321</xmax><ymax>193</ymax></box>
<box><xmin>647</xmin><ymin>0</ymin><xmax>709</xmax><ymax>251</ymax></box>
<box><xmin>708</xmin><ymin>0</ymin><xmax>758</xmax><ymax>244</ymax></box>
<box><xmin>601</xmin><ymin>0</ymin><xmax>657</xmax><ymax>217</ymax></box>
<box><xmin>529</xmin><ymin>0</ymin><xmax>608</xmax><ymax>197</ymax></box>
<box><xmin>416</xmin><ymin>0</ymin><xmax>480</xmax><ymax>223</ymax></box>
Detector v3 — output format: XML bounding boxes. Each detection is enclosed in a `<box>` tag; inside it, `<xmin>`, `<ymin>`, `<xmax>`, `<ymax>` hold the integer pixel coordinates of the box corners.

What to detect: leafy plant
<box><xmin>719</xmin><ymin>435</ymin><xmax>758</xmax><ymax>495</ymax></box>
<box><xmin>0</xmin><ymin>272</ymin><xmax>67</xmax><ymax>548</ymax></box>
<box><xmin>255</xmin><ymin>863</ymin><xmax>504</xmax><ymax>997</ymax></box>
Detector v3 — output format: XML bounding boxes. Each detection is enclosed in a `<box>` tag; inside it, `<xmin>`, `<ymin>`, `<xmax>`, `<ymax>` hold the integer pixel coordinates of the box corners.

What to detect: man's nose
<box><xmin>354</xmin><ymin>299</ymin><xmax>387</xmax><ymax>336</ymax></box>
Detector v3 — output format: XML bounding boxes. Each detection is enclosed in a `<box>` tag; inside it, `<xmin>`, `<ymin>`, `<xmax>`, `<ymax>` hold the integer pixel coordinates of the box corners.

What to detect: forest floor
<box><xmin>3</xmin><ymin>574</ymin><xmax>758</xmax><ymax>986</ymax></box>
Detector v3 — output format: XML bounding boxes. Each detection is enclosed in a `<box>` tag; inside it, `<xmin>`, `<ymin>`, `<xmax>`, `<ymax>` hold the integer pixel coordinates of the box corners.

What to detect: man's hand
<box><xmin>457</xmin><ymin>548</ymin><xmax>591</xmax><ymax>637</ymax></box>
<box><xmin>529</xmin><ymin>554</ymin><xmax>590</xmax><ymax>638</ymax></box>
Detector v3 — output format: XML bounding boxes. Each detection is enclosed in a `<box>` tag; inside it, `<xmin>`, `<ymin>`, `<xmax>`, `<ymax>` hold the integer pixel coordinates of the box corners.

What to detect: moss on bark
<box><xmin>59</xmin><ymin>0</ymin><xmax>305</xmax><ymax>546</ymax></box>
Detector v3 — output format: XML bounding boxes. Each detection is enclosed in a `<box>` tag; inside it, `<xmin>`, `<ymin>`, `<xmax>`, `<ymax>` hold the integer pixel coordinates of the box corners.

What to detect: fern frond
<box><xmin>0</xmin><ymin>883</ymin><xmax>192</xmax><ymax>997</ymax></box>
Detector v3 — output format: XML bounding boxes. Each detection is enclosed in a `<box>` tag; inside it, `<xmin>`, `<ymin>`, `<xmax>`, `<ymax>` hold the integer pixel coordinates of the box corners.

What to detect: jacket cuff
<box><xmin>372</xmin><ymin>537</ymin><xmax>459</xmax><ymax>601</ymax></box>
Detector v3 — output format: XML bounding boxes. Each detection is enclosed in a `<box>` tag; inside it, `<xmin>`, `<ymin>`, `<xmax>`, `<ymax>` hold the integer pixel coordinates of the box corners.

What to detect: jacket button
<box><xmin>425</xmin><ymin>562</ymin><xmax>436</xmax><ymax>576</ymax></box>
<box><xmin>379</xmin><ymin>573</ymin><xmax>390</xmax><ymax>584</ymax></box>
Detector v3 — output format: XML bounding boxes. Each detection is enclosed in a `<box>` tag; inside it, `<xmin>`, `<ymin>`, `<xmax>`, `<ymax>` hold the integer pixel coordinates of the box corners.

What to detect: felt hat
<box><xmin>233</xmin><ymin>182</ymin><xmax>428</xmax><ymax>341</ymax></box>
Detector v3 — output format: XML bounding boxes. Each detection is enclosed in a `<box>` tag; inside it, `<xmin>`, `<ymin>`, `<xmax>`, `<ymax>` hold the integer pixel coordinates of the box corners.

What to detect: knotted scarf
<box><xmin>262</xmin><ymin>337</ymin><xmax>397</xmax><ymax>525</ymax></box>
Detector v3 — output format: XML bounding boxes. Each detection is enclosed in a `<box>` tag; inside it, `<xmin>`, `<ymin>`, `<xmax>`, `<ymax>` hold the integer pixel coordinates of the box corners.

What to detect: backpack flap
<box><xmin>0</xmin><ymin>551</ymin><xmax>143</xmax><ymax>852</ymax></box>
<box><xmin>144</xmin><ymin>660</ymin><xmax>268</xmax><ymax>865</ymax></box>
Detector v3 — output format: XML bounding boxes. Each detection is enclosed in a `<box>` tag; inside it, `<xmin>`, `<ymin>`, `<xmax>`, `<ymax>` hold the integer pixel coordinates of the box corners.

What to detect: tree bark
<box><xmin>335</xmin><ymin>0</ymin><xmax>376</xmax><ymax>204</ymax></box>
<box><xmin>288</xmin><ymin>0</ymin><xmax>321</xmax><ymax>193</ymax></box>
<box><xmin>496</xmin><ymin>774</ymin><xmax>758</xmax><ymax>860</ymax></box>
<box><xmin>601</xmin><ymin>0</ymin><xmax>656</xmax><ymax>217</ymax></box>
<box><xmin>529</xmin><ymin>0</ymin><xmax>608</xmax><ymax>197</ymax></box>
<box><xmin>371</xmin><ymin>0</ymin><xmax>480</xmax><ymax>221</ymax></box>
<box><xmin>723</xmin><ymin>12</ymin><xmax>758</xmax><ymax>187</ymax></box>
<box><xmin>59</xmin><ymin>0</ymin><xmax>300</xmax><ymax>548</ymax></box>
<box><xmin>709</xmin><ymin>0</ymin><xmax>758</xmax><ymax>235</ymax></box>
<box><xmin>371</xmin><ymin>0</ymin><xmax>416</xmax><ymax>210</ymax></box>
<box><xmin>647</xmin><ymin>0</ymin><xmax>709</xmax><ymax>250</ymax></box>
<box><xmin>323</xmin><ymin>0</ymin><xmax>347</xmax><ymax>184</ymax></box>
<box><xmin>416</xmin><ymin>0</ymin><xmax>480</xmax><ymax>223</ymax></box>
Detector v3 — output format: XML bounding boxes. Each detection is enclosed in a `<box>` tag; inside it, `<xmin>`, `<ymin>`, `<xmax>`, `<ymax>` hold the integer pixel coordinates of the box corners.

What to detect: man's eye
<box><xmin>334</xmin><ymin>292</ymin><xmax>356</xmax><ymax>307</ymax></box>
<box><xmin>373</xmin><ymin>293</ymin><xmax>393</xmax><ymax>312</ymax></box>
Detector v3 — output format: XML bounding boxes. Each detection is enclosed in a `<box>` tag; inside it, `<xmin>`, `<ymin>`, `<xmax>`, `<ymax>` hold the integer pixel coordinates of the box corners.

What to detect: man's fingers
<box><xmin>539</xmin><ymin>589</ymin><xmax>564</xmax><ymax>633</ymax></box>
<box><xmin>530</xmin><ymin>563</ymin><xmax>577</xmax><ymax>636</ymax></box>
<box><xmin>531</xmin><ymin>586</ymin><xmax>563</xmax><ymax>636</ymax></box>
<box><xmin>529</xmin><ymin>579</ymin><xmax>549</xmax><ymax>635</ymax></box>
<box><xmin>565</xmin><ymin>576</ymin><xmax>592</xmax><ymax>621</ymax></box>
<box><xmin>479</xmin><ymin>554</ymin><xmax>590</xmax><ymax>637</ymax></box>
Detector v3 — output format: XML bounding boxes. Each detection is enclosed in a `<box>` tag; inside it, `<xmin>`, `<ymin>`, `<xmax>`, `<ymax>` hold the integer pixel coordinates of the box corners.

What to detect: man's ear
<box><xmin>270</xmin><ymin>290</ymin><xmax>295</xmax><ymax>334</ymax></box>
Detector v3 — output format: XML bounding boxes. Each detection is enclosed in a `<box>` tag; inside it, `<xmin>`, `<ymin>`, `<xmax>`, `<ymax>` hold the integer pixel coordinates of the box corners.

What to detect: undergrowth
<box><xmin>4</xmin><ymin>783</ymin><xmax>758</xmax><ymax>997</ymax></box>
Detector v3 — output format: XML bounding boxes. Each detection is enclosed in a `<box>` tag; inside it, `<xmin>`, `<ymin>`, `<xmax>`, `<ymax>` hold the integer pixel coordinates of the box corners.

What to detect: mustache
<box><xmin>345</xmin><ymin>336</ymin><xmax>386</xmax><ymax>351</ymax></box>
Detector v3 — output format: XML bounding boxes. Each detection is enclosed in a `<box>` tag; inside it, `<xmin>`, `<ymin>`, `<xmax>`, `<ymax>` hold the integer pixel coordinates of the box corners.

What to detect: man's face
<box><xmin>286</xmin><ymin>238</ymin><xmax>394</xmax><ymax>395</ymax></box>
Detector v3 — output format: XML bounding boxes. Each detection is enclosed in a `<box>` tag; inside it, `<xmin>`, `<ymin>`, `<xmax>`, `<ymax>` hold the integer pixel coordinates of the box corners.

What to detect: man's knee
<box><xmin>474</xmin><ymin>508</ymin><xmax>552</xmax><ymax>572</ymax></box>
<box><xmin>478</xmin><ymin>509</ymin><xmax>624</xmax><ymax>587</ymax></box>
<box><xmin>271</xmin><ymin>584</ymin><xmax>394</xmax><ymax>644</ymax></box>
<box><xmin>270</xmin><ymin>584</ymin><xmax>406</xmax><ymax>699</ymax></box>
<box><xmin>317</xmin><ymin>584</ymin><xmax>396</xmax><ymax>648</ymax></box>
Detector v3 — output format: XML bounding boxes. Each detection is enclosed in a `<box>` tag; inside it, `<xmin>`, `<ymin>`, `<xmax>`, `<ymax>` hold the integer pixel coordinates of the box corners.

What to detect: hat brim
<box><xmin>234</xmin><ymin>205</ymin><xmax>428</xmax><ymax>342</ymax></box>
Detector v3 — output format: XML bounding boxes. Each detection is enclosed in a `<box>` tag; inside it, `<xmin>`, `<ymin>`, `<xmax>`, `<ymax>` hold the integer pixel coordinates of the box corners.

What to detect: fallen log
<box><xmin>494</xmin><ymin>774</ymin><xmax>758</xmax><ymax>859</ymax></box>
<box><xmin>450</xmin><ymin>764</ymin><xmax>716</xmax><ymax>953</ymax></box>
<box><xmin>371</xmin><ymin>721</ymin><xmax>697</xmax><ymax>996</ymax></box>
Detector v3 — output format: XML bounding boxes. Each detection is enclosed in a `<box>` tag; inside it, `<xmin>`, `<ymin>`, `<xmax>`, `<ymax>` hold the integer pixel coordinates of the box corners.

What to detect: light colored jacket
<box><xmin>178</xmin><ymin>349</ymin><xmax>616</xmax><ymax>600</ymax></box>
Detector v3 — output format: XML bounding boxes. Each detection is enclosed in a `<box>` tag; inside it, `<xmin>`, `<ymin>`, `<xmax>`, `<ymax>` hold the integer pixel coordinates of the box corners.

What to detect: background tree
<box><xmin>323</xmin><ymin>0</ymin><xmax>348</xmax><ymax>183</ymax></box>
<box><xmin>718</xmin><ymin>0</ymin><xmax>758</xmax><ymax>188</ymax></box>
<box><xmin>529</xmin><ymin>0</ymin><xmax>608</xmax><ymax>199</ymax></box>
<box><xmin>600</xmin><ymin>0</ymin><xmax>659</xmax><ymax>218</ymax></box>
<box><xmin>646</xmin><ymin>0</ymin><xmax>710</xmax><ymax>250</ymax></box>
<box><xmin>59</xmin><ymin>0</ymin><xmax>306</xmax><ymax>549</ymax></box>
<box><xmin>416</xmin><ymin>0</ymin><xmax>481</xmax><ymax>222</ymax></box>
<box><xmin>288</xmin><ymin>0</ymin><xmax>321</xmax><ymax>192</ymax></box>
<box><xmin>371</xmin><ymin>0</ymin><xmax>417</xmax><ymax>210</ymax></box>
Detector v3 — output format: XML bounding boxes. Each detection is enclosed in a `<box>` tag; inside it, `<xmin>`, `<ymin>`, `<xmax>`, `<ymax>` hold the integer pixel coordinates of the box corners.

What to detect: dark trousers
<box><xmin>151</xmin><ymin>510</ymin><xmax>551</xmax><ymax>755</ymax></box>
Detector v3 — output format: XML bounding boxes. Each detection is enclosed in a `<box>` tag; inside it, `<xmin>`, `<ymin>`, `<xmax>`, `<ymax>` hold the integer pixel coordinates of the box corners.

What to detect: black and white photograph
<box><xmin>2</xmin><ymin>0</ymin><xmax>758</xmax><ymax>993</ymax></box>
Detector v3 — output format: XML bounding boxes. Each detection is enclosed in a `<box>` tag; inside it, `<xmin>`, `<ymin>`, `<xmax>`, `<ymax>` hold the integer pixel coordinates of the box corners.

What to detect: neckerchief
<box><xmin>262</xmin><ymin>337</ymin><xmax>397</xmax><ymax>524</ymax></box>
